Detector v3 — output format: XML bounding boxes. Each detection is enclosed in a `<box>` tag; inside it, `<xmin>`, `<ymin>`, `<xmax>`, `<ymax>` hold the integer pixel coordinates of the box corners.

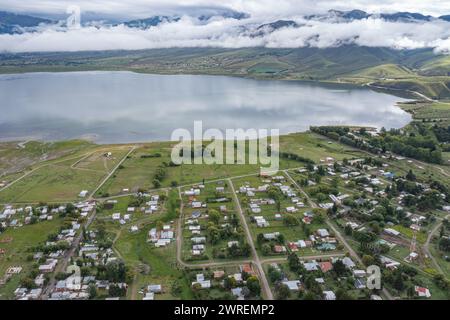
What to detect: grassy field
<box><xmin>0</xmin><ymin>164</ymin><xmax>106</xmax><ymax>203</ymax></box>
<box><xmin>0</xmin><ymin>140</ymin><xmax>95</xmax><ymax>176</ymax></box>
<box><xmin>399</xmin><ymin>101</ymin><xmax>450</xmax><ymax>121</ymax></box>
<box><xmin>96</xmin><ymin>134</ymin><xmax>341</xmax><ymax>198</ymax></box>
<box><xmin>115</xmin><ymin>234</ymin><xmax>192</xmax><ymax>300</ymax></box>
<box><xmin>0</xmin><ymin>144</ymin><xmax>134</xmax><ymax>203</ymax></box>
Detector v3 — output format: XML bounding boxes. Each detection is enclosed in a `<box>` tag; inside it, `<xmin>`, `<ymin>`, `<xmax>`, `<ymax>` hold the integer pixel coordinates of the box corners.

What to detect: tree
<box><xmin>171</xmin><ymin>280</ymin><xmax>183</xmax><ymax>297</ymax></box>
<box><xmin>88</xmin><ymin>284</ymin><xmax>97</xmax><ymax>299</ymax></box>
<box><xmin>257</xmin><ymin>233</ymin><xmax>265</xmax><ymax>245</ymax></box>
<box><xmin>439</xmin><ymin>237</ymin><xmax>450</xmax><ymax>252</ymax></box>
<box><xmin>207</xmin><ymin>225</ymin><xmax>221</xmax><ymax>245</ymax></box>
<box><xmin>303</xmin><ymin>292</ymin><xmax>316</xmax><ymax>300</ymax></box>
<box><xmin>406</xmin><ymin>285</ymin><xmax>415</xmax><ymax>298</ymax></box>
<box><xmin>20</xmin><ymin>277</ymin><xmax>36</xmax><ymax>290</ymax></box>
<box><xmin>406</xmin><ymin>169</ymin><xmax>416</xmax><ymax>181</ymax></box>
<box><xmin>332</xmin><ymin>259</ymin><xmax>346</xmax><ymax>276</ymax></box>
<box><xmin>393</xmin><ymin>271</ymin><xmax>404</xmax><ymax>291</ymax></box>
<box><xmin>287</xmin><ymin>253</ymin><xmax>304</xmax><ymax>274</ymax></box>
<box><xmin>314</xmin><ymin>211</ymin><xmax>326</xmax><ymax>223</ymax></box>
<box><xmin>223</xmin><ymin>276</ymin><xmax>237</xmax><ymax>290</ymax></box>
<box><xmin>362</xmin><ymin>255</ymin><xmax>375</xmax><ymax>266</ymax></box>
<box><xmin>268</xmin><ymin>267</ymin><xmax>282</xmax><ymax>283</ymax></box>
<box><xmin>283</xmin><ymin>214</ymin><xmax>299</xmax><ymax>226</ymax></box>
<box><xmin>246</xmin><ymin>276</ymin><xmax>261</xmax><ymax>297</ymax></box>
<box><xmin>241</xmin><ymin>243</ymin><xmax>251</xmax><ymax>257</ymax></box>
<box><xmin>276</xmin><ymin>283</ymin><xmax>291</xmax><ymax>300</ymax></box>
<box><xmin>433</xmin><ymin>274</ymin><xmax>450</xmax><ymax>290</ymax></box>
<box><xmin>344</xmin><ymin>224</ymin><xmax>353</xmax><ymax>236</ymax></box>
<box><xmin>208</xmin><ymin>209</ymin><xmax>221</xmax><ymax>225</ymax></box>
<box><xmin>105</xmin><ymin>259</ymin><xmax>127</xmax><ymax>283</ymax></box>
<box><xmin>156</xmin><ymin>220</ymin><xmax>164</xmax><ymax>231</ymax></box>
<box><xmin>261</xmin><ymin>243</ymin><xmax>272</xmax><ymax>256</ymax></box>
<box><xmin>153</xmin><ymin>179</ymin><xmax>161</xmax><ymax>188</ymax></box>
<box><xmin>109</xmin><ymin>284</ymin><xmax>127</xmax><ymax>297</ymax></box>
<box><xmin>336</xmin><ymin>288</ymin><xmax>353</xmax><ymax>300</ymax></box>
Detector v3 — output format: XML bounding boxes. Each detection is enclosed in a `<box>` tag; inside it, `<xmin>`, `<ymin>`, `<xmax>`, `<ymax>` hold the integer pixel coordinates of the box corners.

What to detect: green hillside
<box><xmin>1</xmin><ymin>46</ymin><xmax>450</xmax><ymax>98</ymax></box>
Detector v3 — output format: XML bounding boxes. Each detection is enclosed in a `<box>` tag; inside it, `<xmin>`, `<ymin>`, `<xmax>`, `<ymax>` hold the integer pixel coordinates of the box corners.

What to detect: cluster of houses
<box><xmin>0</xmin><ymin>200</ymin><xmax>96</xmax><ymax>233</ymax></box>
<box><xmin>148</xmin><ymin>223</ymin><xmax>175</xmax><ymax>248</ymax></box>
<box><xmin>7</xmin><ymin>201</ymin><xmax>98</xmax><ymax>300</ymax></box>
<box><xmin>0</xmin><ymin>203</ymin><xmax>81</xmax><ymax>233</ymax></box>
<box><xmin>142</xmin><ymin>284</ymin><xmax>162</xmax><ymax>300</ymax></box>
<box><xmin>78</xmin><ymin>236</ymin><xmax>116</xmax><ymax>264</ymax></box>
<box><xmin>238</xmin><ymin>176</ymin><xmax>309</xmax><ymax>229</ymax></box>
<box><xmin>190</xmin><ymin>264</ymin><xmax>259</xmax><ymax>299</ymax></box>
<box><xmin>143</xmin><ymin>194</ymin><xmax>161</xmax><ymax>214</ymax></box>
<box><xmin>300</xmin><ymin>159</ymin><xmax>394</xmax><ymax>210</ymax></box>
<box><xmin>110</xmin><ymin>195</ymin><xmax>161</xmax><ymax>226</ymax></box>
<box><xmin>183</xmin><ymin>185</ymin><xmax>207</xmax><ymax>209</ymax></box>
<box><xmin>305</xmin><ymin>157</ymin><xmax>440</xmax><ymax>299</ymax></box>
<box><xmin>273</xmin><ymin>256</ymin><xmax>371</xmax><ymax>299</ymax></box>
<box><xmin>13</xmin><ymin>221</ymin><xmax>86</xmax><ymax>299</ymax></box>
<box><xmin>287</xmin><ymin>228</ymin><xmax>337</xmax><ymax>252</ymax></box>
<box><xmin>183</xmin><ymin>187</ymin><xmax>237</xmax><ymax>268</ymax></box>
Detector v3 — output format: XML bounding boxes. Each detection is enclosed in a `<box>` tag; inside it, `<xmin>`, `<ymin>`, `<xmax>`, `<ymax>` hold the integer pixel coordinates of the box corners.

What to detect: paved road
<box><xmin>365</xmin><ymin>82</ymin><xmax>435</xmax><ymax>102</ymax></box>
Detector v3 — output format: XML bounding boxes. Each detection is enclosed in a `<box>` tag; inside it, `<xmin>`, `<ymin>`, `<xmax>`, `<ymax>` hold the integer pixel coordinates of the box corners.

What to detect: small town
<box><xmin>1</xmin><ymin>2</ymin><xmax>450</xmax><ymax>313</ymax></box>
<box><xmin>1</xmin><ymin>127</ymin><xmax>449</xmax><ymax>301</ymax></box>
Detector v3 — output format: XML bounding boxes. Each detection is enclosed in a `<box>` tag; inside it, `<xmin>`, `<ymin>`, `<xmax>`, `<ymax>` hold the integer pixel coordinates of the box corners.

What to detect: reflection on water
<box><xmin>0</xmin><ymin>71</ymin><xmax>411</xmax><ymax>144</ymax></box>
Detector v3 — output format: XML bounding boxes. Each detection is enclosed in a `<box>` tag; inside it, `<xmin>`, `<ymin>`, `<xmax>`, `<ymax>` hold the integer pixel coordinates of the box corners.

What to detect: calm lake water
<box><xmin>0</xmin><ymin>71</ymin><xmax>411</xmax><ymax>144</ymax></box>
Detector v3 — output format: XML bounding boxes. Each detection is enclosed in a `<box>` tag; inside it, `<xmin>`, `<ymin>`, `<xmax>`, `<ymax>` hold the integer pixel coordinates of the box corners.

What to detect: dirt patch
<box><xmin>0</xmin><ymin>237</ymin><xmax>13</xmax><ymax>243</ymax></box>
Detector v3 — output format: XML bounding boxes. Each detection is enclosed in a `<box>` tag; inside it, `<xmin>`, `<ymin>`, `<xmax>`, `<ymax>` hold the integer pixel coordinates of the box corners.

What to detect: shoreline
<box><xmin>0</xmin><ymin>67</ymin><xmax>423</xmax><ymax>99</ymax></box>
<box><xmin>0</xmin><ymin>70</ymin><xmax>415</xmax><ymax>145</ymax></box>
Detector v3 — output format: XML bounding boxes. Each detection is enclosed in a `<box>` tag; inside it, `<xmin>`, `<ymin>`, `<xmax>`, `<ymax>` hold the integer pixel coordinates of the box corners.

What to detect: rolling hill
<box><xmin>0</xmin><ymin>46</ymin><xmax>449</xmax><ymax>99</ymax></box>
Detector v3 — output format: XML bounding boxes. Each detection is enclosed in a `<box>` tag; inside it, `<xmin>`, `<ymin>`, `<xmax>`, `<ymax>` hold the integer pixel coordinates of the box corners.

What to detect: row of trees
<box><xmin>310</xmin><ymin>126</ymin><xmax>443</xmax><ymax>164</ymax></box>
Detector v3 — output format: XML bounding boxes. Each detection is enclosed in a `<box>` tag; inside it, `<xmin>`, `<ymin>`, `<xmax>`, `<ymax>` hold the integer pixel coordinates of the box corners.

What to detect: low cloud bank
<box><xmin>1</xmin><ymin>15</ymin><xmax>450</xmax><ymax>53</ymax></box>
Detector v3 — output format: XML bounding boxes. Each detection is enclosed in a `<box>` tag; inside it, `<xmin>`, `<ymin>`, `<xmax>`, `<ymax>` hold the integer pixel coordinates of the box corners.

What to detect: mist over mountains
<box><xmin>1</xmin><ymin>7</ymin><xmax>450</xmax><ymax>53</ymax></box>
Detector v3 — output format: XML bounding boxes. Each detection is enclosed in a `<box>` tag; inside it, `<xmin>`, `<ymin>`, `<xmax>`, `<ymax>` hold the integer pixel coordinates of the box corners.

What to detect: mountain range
<box><xmin>0</xmin><ymin>11</ymin><xmax>53</xmax><ymax>34</ymax></box>
<box><xmin>1</xmin><ymin>8</ymin><xmax>450</xmax><ymax>35</ymax></box>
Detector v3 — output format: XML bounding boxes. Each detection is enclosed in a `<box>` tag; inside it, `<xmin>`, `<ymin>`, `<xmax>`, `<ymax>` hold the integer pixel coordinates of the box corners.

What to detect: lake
<box><xmin>0</xmin><ymin>71</ymin><xmax>411</xmax><ymax>144</ymax></box>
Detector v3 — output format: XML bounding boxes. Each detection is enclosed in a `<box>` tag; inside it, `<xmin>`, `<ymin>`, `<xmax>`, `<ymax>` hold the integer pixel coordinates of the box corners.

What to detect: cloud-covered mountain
<box><xmin>120</xmin><ymin>8</ymin><xmax>248</xmax><ymax>29</ymax></box>
<box><xmin>1</xmin><ymin>8</ymin><xmax>450</xmax><ymax>53</ymax></box>
<box><xmin>305</xmin><ymin>9</ymin><xmax>441</xmax><ymax>22</ymax></box>
<box><xmin>122</xmin><ymin>16</ymin><xmax>181</xmax><ymax>29</ymax></box>
<box><xmin>0</xmin><ymin>11</ymin><xmax>55</xmax><ymax>34</ymax></box>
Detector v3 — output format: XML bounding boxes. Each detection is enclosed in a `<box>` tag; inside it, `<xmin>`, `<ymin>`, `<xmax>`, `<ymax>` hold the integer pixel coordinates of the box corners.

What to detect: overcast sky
<box><xmin>1</xmin><ymin>0</ymin><xmax>450</xmax><ymax>53</ymax></box>
<box><xmin>2</xmin><ymin>0</ymin><xmax>450</xmax><ymax>18</ymax></box>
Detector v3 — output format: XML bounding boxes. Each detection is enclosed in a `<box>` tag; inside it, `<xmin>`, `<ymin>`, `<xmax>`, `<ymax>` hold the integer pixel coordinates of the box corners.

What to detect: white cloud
<box><xmin>1</xmin><ymin>0</ymin><xmax>450</xmax><ymax>53</ymax></box>
<box><xmin>1</xmin><ymin>14</ymin><xmax>450</xmax><ymax>53</ymax></box>
<box><xmin>2</xmin><ymin>0</ymin><xmax>450</xmax><ymax>18</ymax></box>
